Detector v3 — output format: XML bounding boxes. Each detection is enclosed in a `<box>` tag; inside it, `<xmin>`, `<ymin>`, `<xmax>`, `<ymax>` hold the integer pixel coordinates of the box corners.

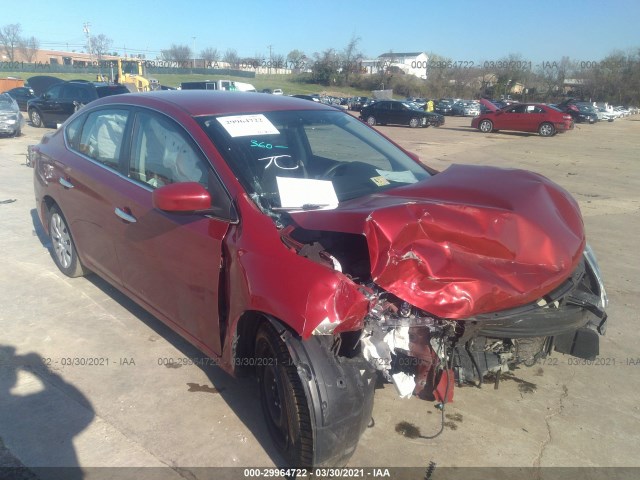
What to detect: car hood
<box><xmin>27</xmin><ymin>75</ymin><xmax>64</xmax><ymax>97</ymax></box>
<box><xmin>479</xmin><ymin>98</ymin><xmax>498</xmax><ymax>112</ymax></box>
<box><xmin>288</xmin><ymin>164</ymin><xmax>585</xmax><ymax>319</ymax></box>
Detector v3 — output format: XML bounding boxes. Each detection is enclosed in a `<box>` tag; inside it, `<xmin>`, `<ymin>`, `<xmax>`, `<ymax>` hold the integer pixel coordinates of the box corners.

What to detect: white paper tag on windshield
<box><xmin>276</xmin><ymin>177</ymin><xmax>339</xmax><ymax>209</ymax></box>
<box><xmin>217</xmin><ymin>114</ymin><xmax>280</xmax><ymax>137</ymax></box>
<box><xmin>376</xmin><ymin>169</ymin><xmax>419</xmax><ymax>184</ymax></box>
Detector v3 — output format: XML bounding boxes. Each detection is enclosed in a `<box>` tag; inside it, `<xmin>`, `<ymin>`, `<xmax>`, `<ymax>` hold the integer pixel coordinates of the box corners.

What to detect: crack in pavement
<box><xmin>533</xmin><ymin>371</ymin><xmax>575</xmax><ymax>471</ymax></box>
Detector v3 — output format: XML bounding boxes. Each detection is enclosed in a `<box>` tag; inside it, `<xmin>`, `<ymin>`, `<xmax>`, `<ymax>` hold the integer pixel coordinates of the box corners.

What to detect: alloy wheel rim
<box><xmin>51</xmin><ymin>213</ymin><xmax>72</xmax><ymax>268</ymax></box>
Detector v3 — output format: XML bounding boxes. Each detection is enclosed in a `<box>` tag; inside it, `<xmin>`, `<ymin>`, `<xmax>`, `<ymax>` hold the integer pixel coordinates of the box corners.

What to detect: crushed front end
<box><xmin>281</xmin><ymin>165</ymin><xmax>608</xmax><ymax>401</ymax></box>
<box><xmin>359</xmin><ymin>244</ymin><xmax>607</xmax><ymax>399</ymax></box>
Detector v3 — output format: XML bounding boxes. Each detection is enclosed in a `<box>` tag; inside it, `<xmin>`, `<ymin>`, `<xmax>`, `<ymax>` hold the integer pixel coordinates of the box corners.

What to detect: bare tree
<box><xmin>89</xmin><ymin>34</ymin><xmax>112</xmax><ymax>63</ymax></box>
<box><xmin>342</xmin><ymin>34</ymin><xmax>362</xmax><ymax>82</ymax></box>
<box><xmin>223</xmin><ymin>49</ymin><xmax>239</xmax><ymax>66</ymax></box>
<box><xmin>18</xmin><ymin>35</ymin><xmax>39</xmax><ymax>63</ymax></box>
<box><xmin>0</xmin><ymin>23</ymin><xmax>22</xmax><ymax>62</ymax></box>
<box><xmin>161</xmin><ymin>44</ymin><xmax>192</xmax><ymax>66</ymax></box>
<box><xmin>272</xmin><ymin>53</ymin><xmax>286</xmax><ymax>69</ymax></box>
<box><xmin>201</xmin><ymin>47</ymin><xmax>219</xmax><ymax>66</ymax></box>
<box><xmin>287</xmin><ymin>49</ymin><xmax>306</xmax><ymax>71</ymax></box>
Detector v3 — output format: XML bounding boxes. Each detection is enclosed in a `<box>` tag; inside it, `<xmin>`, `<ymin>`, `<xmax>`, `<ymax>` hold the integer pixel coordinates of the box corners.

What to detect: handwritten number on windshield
<box><xmin>258</xmin><ymin>155</ymin><xmax>298</xmax><ymax>170</ymax></box>
<box><xmin>251</xmin><ymin>140</ymin><xmax>288</xmax><ymax>150</ymax></box>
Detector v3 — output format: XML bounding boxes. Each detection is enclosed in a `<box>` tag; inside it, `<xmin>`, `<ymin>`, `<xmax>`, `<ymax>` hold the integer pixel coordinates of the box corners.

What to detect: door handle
<box><xmin>114</xmin><ymin>207</ymin><xmax>137</xmax><ymax>223</ymax></box>
<box><xmin>58</xmin><ymin>177</ymin><xmax>74</xmax><ymax>189</ymax></box>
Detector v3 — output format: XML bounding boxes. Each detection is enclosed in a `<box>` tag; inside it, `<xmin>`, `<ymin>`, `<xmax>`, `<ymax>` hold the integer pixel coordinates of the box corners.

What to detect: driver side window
<box><xmin>129</xmin><ymin>111</ymin><xmax>207</xmax><ymax>188</ymax></box>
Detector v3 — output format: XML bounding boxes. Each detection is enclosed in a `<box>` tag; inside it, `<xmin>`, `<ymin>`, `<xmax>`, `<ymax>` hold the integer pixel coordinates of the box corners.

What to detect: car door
<box><xmin>523</xmin><ymin>105</ymin><xmax>545</xmax><ymax>132</ymax></box>
<box><xmin>36</xmin><ymin>84</ymin><xmax>65</xmax><ymax>125</ymax></box>
<box><xmin>60</xmin><ymin>108</ymin><xmax>132</xmax><ymax>285</ymax></box>
<box><xmin>112</xmin><ymin>109</ymin><xmax>233</xmax><ymax>355</ymax></box>
<box><xmin>375</xmin><ymin>101</ymin><xmax>392</xmax><ymax>124</ymax></box>
<box><xmin>391</xmin><ymin>102</ymin><xmax>409</xmax><ymax>125</ymax></box>
<box><xmin>497</xmin><ymin>104</ymin><xmax>527</xmax><ymax>130</ymax></box>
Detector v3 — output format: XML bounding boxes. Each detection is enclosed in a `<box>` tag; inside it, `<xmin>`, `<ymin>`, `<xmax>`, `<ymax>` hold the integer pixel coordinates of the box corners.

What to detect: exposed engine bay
<box><xmin>281</xmin><ymin>225</ymin><xmax>608</xmax><ymax>401</ymax></box>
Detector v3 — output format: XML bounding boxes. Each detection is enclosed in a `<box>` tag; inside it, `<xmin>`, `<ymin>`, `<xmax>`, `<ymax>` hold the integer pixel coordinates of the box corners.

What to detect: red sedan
<box><xmin>31</xmin><ymin>91</ymin><xmax>606</xmax><ymax>468</ymax></box>
<box><xmin>472</xmin><ymin>99</ymin><xmax>574</xmax><ymax>136</ymax></box>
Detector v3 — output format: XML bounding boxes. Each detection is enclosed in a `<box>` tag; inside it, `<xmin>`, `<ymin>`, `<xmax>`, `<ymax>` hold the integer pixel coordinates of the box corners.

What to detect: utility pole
<box><xmin>83</xmin><ymin>22</ymin><xmax>91</xmax><ymax>64</ymax></box>
<box><xmin>192</xmin><ymin>36</ymin><xmax>197</xmax><ymax>69</ymax></box>
<box><xmin>267</xmin><ymin>44</ymin><xmax>273</xmax><ymax>74</ymax></box>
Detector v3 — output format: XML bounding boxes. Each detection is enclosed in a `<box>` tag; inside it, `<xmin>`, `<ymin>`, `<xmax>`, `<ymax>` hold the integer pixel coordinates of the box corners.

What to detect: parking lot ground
<box><xmin>1</xmin><ymin>115</ymin><xmax>639</xmax><ymax>479</ymax></box>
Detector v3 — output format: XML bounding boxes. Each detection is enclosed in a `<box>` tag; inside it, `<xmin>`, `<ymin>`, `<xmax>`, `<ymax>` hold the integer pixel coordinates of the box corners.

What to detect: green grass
<box><xmin>2</xmin><ymin>71</ymin><xmax>371</xmax><ymax>97</ymax></box>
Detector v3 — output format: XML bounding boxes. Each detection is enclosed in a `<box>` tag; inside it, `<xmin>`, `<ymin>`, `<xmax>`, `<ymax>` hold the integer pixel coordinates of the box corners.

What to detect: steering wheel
<box><xmin>320</xmin><ymin>161</ymin><xmax>348</xmax><ymax>178</ymax></box>
<box><xmin>320</xmin><ymin>161</ymin><xmax>380</xmax><ymax>180</ymax></box>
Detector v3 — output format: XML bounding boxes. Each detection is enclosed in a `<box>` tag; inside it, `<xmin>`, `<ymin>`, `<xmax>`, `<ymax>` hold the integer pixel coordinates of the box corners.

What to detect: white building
<box><xmin>361</xmin><ymin>52</ymin><xmax>429</xmax><ymax>79</ymax></box>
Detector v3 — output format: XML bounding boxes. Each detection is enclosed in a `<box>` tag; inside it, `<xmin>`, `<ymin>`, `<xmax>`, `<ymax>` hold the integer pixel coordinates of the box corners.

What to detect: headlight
<box><xmin>583</xmin><ymin>243</ymin><xmax>608</xmax><ymax>309</ymax></box>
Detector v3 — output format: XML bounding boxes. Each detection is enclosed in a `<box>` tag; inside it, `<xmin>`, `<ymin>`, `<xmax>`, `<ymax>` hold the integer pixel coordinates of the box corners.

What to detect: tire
<box><xmin>408</xmin><ymin>117</ymin><xmax>420</xmax><ymax>128</ymax></box>
<box><xmin>29</xmin><ymin>109</ymin><xmax>43</xmax><ymax>128</ymax></box>
<box><xmin>255</xmin><ymin>322</ymin><xmax>313</xmax><ymax>467</ymax></box>
<box><xmin>538</xmin><ymin>122</ymin><xmax>556</xmax><ymax>137</ymax></box>
<box><xmin>48</xmin><ymin>206</ymin><xmax>87</xmax><ymax>278</ymax></box>
<box><xmin>366</xmin><ymin>116</ymin><xmax>376</xmax><ymax>127</ymax></box>
<box><xmin>479</xmin><ymin>119</ymin><xmax>493</xmax><ymax>133</ymax></box>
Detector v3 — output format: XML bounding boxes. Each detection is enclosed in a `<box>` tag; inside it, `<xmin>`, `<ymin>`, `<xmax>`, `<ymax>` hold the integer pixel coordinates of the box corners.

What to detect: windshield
<box><xmin>197</xmin><ymin>110</ymin><xmax>430</xmax><ymax>211</ymax></box>
<box><xmin>0</xmin><ymin>94</ymin><xmax>17</xmax><ymax>110</ymax></box>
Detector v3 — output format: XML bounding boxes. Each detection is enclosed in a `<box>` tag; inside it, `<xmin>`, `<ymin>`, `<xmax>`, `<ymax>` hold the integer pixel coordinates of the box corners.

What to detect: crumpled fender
<box><xmin>224</xmin><ymin>194</ymin><xmax>369</xmax><ymax>345</ymax></box>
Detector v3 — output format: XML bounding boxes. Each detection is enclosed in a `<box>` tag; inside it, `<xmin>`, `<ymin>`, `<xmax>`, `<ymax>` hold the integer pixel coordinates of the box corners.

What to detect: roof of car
<box><xmin>91</xmin><ymin>90</ymin><xmax>334</xmax><ymax>117</ymax></box>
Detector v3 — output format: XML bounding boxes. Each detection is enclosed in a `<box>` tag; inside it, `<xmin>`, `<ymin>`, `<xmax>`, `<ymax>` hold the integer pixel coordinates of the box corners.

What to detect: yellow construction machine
<box><xmin>115</xmin><ymin>59</ymin><xmax>157</xmax><ymax>92</ymax></box>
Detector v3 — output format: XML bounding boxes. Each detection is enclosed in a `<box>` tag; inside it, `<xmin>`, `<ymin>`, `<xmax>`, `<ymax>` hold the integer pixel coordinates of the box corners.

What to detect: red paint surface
<box><xmin>290</xmin><ymin>165</ymin><xmax>585</xmax><ymax>318</ymax></box>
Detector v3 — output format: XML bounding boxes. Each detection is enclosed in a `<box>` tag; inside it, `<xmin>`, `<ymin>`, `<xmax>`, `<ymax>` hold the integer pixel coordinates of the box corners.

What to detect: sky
<box><xmin>7</xmin><ymin>0</ymin><xmax>640</xmax><ymax>64</ymax></box>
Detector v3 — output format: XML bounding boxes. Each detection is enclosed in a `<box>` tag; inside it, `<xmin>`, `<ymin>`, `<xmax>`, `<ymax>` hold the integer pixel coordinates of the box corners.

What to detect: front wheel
<box><xmin>48</xmin><ymin>206</ymin><xmax>87</xmax><ymax>277</ymax></box>
<box><xmin>479</xmin><ymin>119</ymin><xmax>493</xmax><ymax>133</ymax></box>
<box><xmin>409</xmin><ymin>117</ymin><xmax>420</xmax><ymax>128</ymax></box>
<box><xmin>29</xmin><ymin>109</ymin><xmax>43</xmax><ymax>128</ymax></box>
<box><xmin>538</xmin><ymin>122</ymin><xmax>556</xmax><ymax>137</ymax></box>
<box><xmin>255</xmin><ymin>322</ymin><xmax>313</xmax><ymax>467</ymax></box>
<box><xmin>366</xmin><ymin>116</ymin><xmax>376</xmax><ymax>127</ymax></box>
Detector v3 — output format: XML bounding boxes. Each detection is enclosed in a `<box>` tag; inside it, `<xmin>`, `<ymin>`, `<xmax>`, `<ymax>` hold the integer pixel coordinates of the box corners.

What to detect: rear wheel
<box><xmin>366</xmin><ymin>116</ymin><xmax>376</xmax><ymax>126</ymax></box>
<box><xmin>538</xmin><ymin>122</ymin><xmax>556</xmax><ymax>137</ymax></box>
<box><xmin>29</xmin><ymin>109</ymin><xmax>43</xmax><ymax>128</ymax></box>
<box><xmin>409</xmin><ymin>117</ymin><xmax>420</xmax><ymax>128</ymax></box>
<box><xmin>255</xmin><ymin>322</ymin><xmax>313</xmax><ymax>467</ymax></box>
<box><xmin>48</xmin><ymin>205</ymin><xmax>87</xmax><ymax>277</ymax></box>
<box><xmin>479</xmin><ymin>119</ymin><xmax>493</xmax><ymax>133</ymax></box>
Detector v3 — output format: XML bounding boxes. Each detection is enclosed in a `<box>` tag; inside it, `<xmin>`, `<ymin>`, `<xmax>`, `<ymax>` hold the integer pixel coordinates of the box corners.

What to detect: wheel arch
<box><xmin>235</xmin><ymin>312</ymin><xmax>376</xmax><ymax>467</ymax></box>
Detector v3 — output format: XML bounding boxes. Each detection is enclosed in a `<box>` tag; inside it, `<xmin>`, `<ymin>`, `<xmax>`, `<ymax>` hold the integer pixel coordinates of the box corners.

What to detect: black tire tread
<box><xmin>256</xmin><ymin>322</ymin><xmax>314</xmax><ymax>467</ymax></box>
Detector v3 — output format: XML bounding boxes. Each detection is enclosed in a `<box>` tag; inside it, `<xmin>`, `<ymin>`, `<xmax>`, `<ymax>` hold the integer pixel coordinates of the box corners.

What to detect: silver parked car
<box><xmin>0</xmin><ymin>93</ymin><xmax>25</xmax><ymax>137</ymax></box>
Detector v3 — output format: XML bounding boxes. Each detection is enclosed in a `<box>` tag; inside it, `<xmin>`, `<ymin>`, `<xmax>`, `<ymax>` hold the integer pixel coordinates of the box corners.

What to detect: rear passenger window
<box><xmin>77</xmin><ymin>109</ymin><xmax>129</xmax><ymax>169</ymax></box>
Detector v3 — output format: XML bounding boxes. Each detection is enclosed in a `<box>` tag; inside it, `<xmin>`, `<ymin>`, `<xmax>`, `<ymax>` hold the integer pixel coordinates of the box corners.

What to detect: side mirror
<box><xmin>152</xmin><ymin>182</ymin><xmax>211</xmax><ymax>212</ymax></box>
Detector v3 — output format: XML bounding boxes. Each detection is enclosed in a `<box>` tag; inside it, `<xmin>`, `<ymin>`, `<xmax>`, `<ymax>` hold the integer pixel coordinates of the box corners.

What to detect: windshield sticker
<box><xmin>250</xmin><ymin>140</ymin><xmax>288</xmax><ymax>149</ymax></box>
<box><xmin>370</xmin><ymin>176</ymin><xmax>391</xmax><ymax>187</ymax></box>
<box><xmin>217</xmin><ymin>114</ymin><xmax>280</xmax><ymax>137</ymax></box>
<box><xmin>276</xmin><ymin>177</ymin><xmax>339</xmax><ymax>209</ymax></box>
<box><xmin>376</xmin><ymin>169</ymin><xmax>419</xmax><ymax>184</ymax></box>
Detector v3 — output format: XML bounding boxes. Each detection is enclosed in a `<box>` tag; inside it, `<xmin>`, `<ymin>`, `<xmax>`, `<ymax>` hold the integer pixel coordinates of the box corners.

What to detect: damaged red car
<box><xmin>32</xmin><ymin>91</ymin><xmax>608</xmax><ymax>468</ymax></box>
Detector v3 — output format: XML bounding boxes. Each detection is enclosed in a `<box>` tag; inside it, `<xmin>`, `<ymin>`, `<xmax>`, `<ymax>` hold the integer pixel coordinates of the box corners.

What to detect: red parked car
<box><xmin>31</xmin><ymin>91</ymin><xmax>607</xmax><ymax>468</ymax></box>
<box><xmin>472</xmin><ymin>99</ymin><xmax>573</xmax><ymax>136</ymax></box>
